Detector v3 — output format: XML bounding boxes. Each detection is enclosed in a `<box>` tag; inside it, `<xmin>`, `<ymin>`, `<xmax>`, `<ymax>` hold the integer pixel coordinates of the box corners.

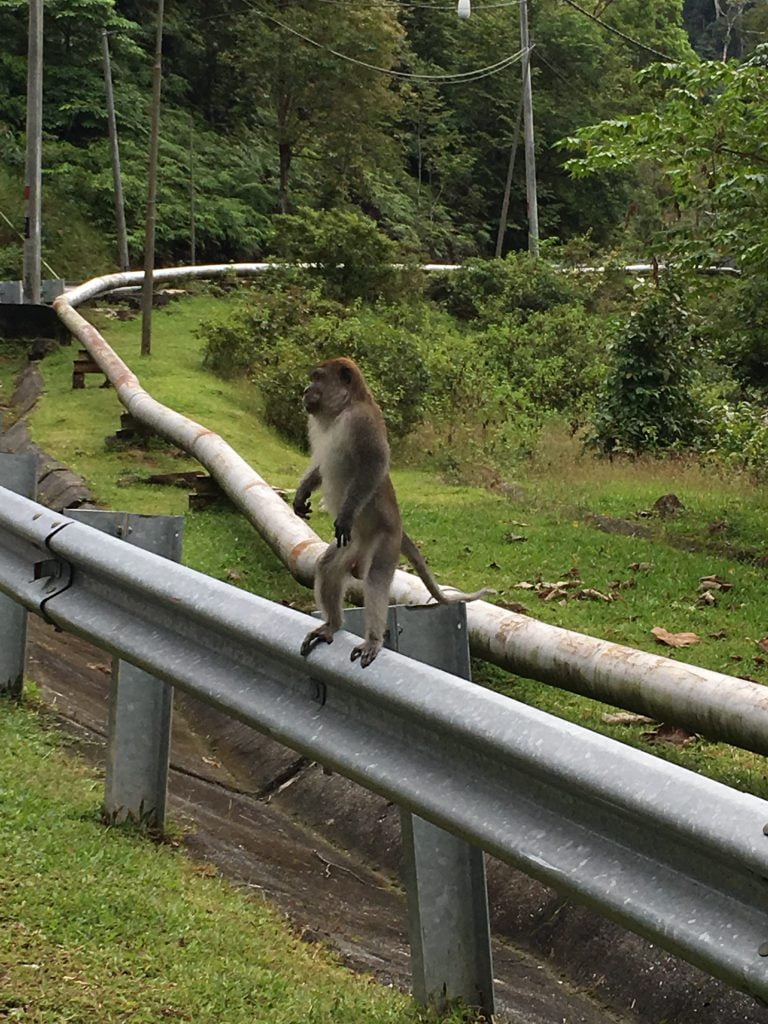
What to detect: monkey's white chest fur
<box><xmin>308</xmin><ymin>413</ymin><xmax>355</xmax><ymax>518</ymax></box>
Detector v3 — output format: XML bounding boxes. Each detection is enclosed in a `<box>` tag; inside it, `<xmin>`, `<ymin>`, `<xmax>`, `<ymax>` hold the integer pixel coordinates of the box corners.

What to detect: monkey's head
<box><xmin>303</xmin><ymin>357</ymin><xmax>371</xmax><ymax>418</ymax></box>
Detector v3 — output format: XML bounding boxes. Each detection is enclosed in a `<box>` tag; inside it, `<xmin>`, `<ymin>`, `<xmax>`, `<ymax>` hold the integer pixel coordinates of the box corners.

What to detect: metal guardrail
<box><xmin>2</xmin><ymin>480</ymin><xmax>768</xmax><ymax>1009</ymax></box>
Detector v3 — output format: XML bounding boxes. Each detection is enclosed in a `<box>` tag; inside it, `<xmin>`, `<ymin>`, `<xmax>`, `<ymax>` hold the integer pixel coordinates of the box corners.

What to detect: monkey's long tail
<box><xmin>400</xmin><ymin>531</ymin><xmax>493</xmax><ymax>604</ymax></box>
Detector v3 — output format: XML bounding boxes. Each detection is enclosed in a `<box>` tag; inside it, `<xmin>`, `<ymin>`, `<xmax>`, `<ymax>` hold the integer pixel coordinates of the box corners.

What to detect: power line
<box><xmin>309</xmin><ymin>0</ymin><xmax>524</xmax><ymax>9</ymax></box>
<box><xmin>198</xmin><ymin>0</ymin><xmax>524</xmax><ymax>15</ymax></box>
<box><xmin>245</xmin><ymin>3</ymin><xmax>528</xmax><ymax>83</ymax></box>
<box><xmin>559</xmin><ymin>0</ymin><xmax>678</xmax><ymax>62</ymax></box>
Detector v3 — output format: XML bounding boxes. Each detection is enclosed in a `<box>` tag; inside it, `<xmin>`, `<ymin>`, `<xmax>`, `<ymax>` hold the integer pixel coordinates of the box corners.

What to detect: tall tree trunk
<box><xmin>278</xmin><ymin>140</ymin><xmax>292</xmax><ymax>214</ymax></box>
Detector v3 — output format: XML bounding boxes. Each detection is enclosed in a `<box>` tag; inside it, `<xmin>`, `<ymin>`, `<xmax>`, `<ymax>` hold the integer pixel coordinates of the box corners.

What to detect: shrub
<box><xmin>709</xmin><ymin>400</ymin><xmax>768</xmax><ymax>476</ymax></box>
<box><xmin>479</xmin><ymin>303</ymin><xmax>612</xmax><ymax>420</ymax></box>
<box><xmin>269</xmin><ymin>207</ymin><xmax>410</xmax><ymax>303</ymax></box>
<box><xmin>710</xmin><ymin>275</ymin><xmax>768</xmax><ymax>396</ymax></box>
<box><xmin>425</xmin><ymin>253</ymin><xmax>587</xmax><ymax>324</ymax></box>
<box><xmin>200</xmin><ymin>277</ymin><xmax>345</xmax><ymax>380</ymax></box>
<box><xmin>198</xmin><ymin>279</ymin><xmax>428</xmax><ymax>447</ymax></box>
<box><xmin>587</xmin><ymin>279</ymin><xmax>706</xmax><ymax>455</ymax></box>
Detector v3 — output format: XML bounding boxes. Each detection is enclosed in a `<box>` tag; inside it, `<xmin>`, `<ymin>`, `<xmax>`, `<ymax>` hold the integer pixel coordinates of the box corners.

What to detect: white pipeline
<box><xmin>53</xmin><ymin>265</ymin><xmax>768</xmax><ymax>755</ymax></box>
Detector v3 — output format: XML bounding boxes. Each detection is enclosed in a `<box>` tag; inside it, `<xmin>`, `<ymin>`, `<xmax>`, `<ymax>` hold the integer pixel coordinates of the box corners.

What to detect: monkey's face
<box><xmin>302</xmin><ymin>372</ymin><xmax>324</xmax><ymax>414</ymax></box>
<box><xmin>303</xmin><ymin>363</ymin><xmax>354</xmax><ymax>417</ymax></box>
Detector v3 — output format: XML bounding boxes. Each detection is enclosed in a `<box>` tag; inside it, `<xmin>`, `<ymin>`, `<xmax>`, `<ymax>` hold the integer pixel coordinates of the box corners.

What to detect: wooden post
<box><xmin>101</xmin><ymin>29</ymin><xmax>130</xmax><ymax>272</ymax></box>
<box><xmin>140</xmin><ymin>0</ymin><xmax>165</xmax><ymax>357</ymax></box>
<box><xmin>23</xmin><ymin>0</ymin><xmax>43</xmax><ymax>304</ymax></box>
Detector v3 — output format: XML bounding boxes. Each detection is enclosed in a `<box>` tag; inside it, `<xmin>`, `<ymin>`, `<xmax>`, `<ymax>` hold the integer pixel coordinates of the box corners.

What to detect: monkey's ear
<box><xmin>339</xmin><ymin>364</ymin><xmax>353</xmax><ymax>385</ymax></box>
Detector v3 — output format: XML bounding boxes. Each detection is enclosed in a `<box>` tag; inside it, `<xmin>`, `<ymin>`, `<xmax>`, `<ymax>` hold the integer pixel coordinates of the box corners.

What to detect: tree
<box><xmin>401</xmin><ymin>0</ymin><xmax>693</xmax><ymax>253</ymax></box>
<box><xmin>227</xmin><ymin>3</ymin><xmax>404</xmax><ymax>215</ymax></box>
<box><xmin>587</xmin><ymin>277</ymin><xmax>704</xmax><ymax>455</ymax></box>
<box><xmin>563</xmin><ymin>53</ymin><xmax>768</xmax><ymax>272</ymax></box>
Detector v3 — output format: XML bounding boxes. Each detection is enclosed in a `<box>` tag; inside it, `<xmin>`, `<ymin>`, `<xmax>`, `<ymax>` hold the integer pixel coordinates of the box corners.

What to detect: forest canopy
<box><xmin>0</xmin><ymin>0</ymin><xmax>708</xmax><ymax>272</ymax></box>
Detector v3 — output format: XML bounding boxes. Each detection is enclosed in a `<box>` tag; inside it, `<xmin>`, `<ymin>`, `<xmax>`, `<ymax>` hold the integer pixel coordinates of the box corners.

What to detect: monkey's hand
<box><xmin>334</xmin><ymin>516</ymin><xmax>352</xmax><ymax>548</ymax></box>
<box><xmin>293</xmin><ymin>495</ymin><xmax>312</xmax><ymax>519</ymax></box>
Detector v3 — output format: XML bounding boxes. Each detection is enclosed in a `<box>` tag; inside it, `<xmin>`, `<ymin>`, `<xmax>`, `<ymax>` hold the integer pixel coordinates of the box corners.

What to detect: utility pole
<box><xmin>23</xmin><ymin>0</ymin><xmax>43</xmax><ymax>304</ymax></box>
<box><xmin>189</xmin><ymin>118</ymin><xmax>196</xmax><ymax>266</ymax></box>
<box><xmin>101</xmin><ymin>28</ymin><xmax>130</xmax><ymax>272</ymax></box>
<box><xmin>141</xmin><ymin>0</ymin><xmax>165</xmax><ymax>357</ymax></box>
<box><xmin>494</xmin><ymin>93</ymin><xmax>524</xmax><ymax>259</ymax></box>
<box><xmin>518</xmin><ymin>0</ymin><xmax>539</xmax><ymax>257</ymax></box>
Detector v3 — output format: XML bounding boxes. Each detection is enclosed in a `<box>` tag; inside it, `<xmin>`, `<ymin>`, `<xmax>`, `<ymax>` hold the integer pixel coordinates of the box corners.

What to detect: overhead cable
<box><xmin>246</xmin><ymin>3</ymin><xmax>528</xmax><ymax>82</ymax></box>
<box><xmin>560</xmin><ymin>0</ymin><xmax>678</xmax><ymax>62</ymax></box>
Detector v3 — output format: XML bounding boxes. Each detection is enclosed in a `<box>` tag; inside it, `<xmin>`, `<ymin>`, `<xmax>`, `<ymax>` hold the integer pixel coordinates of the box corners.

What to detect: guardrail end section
<box><xmin>0</xmin><ymin>456</ymin><xmax>38</xmax><ymax>696</ymax></box>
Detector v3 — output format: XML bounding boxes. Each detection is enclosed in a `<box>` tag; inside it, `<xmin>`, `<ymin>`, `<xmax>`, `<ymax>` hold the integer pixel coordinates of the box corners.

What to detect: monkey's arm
<box><xmin>294</xmin><ymin>464</ymin><xmax>322</xmax><ymax>519</ymax></box>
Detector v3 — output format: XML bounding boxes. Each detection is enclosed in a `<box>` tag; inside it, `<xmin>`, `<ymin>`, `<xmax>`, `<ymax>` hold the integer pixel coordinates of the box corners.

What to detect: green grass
<box><xmin>16</xmin><ymin>292</ymin><xmax>768</xmax><ymax>801</ymax></box>
<box><xmin>0</xmin><ymin>340</ymin><xmax>27</xmax><ymax>418</ymax></box>
<box><xmin>0</xmin><ymin>699</ymin><xmax>468</xmax><ymax>1024</ymax></box>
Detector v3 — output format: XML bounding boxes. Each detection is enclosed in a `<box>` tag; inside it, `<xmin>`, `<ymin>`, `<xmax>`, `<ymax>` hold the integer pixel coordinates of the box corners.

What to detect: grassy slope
<box><xmin>0</xmin><ymin>701</ymin><xmax>460</xmax><ymax>1024</ymax></box>
<box><xmin>7</xmin><ymin>291</ymin><xmax>768</xmax><ymax>800</ymax></box>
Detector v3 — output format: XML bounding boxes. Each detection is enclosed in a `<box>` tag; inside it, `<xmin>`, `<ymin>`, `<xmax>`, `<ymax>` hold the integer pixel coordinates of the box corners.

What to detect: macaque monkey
<box><xmin>294</xmin><ymin>357</ymin><xmax>491</xmax><ymax>668</ymax></box>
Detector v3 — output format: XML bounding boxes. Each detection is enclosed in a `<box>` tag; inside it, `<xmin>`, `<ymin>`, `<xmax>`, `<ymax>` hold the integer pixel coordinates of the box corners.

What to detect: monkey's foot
<box><xmin>300</xmin><ymin>625</ymin><xmax>336</xmax><ymax>658</ymax></box>
<box><xmin>350</xmin><ymin>639</ymin><xmax>382</xmax><ymax>668</ymax></box>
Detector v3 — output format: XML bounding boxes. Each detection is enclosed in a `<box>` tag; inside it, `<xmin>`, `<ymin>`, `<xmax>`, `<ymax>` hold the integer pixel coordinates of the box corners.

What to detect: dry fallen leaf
<box><xmin>697</xmin><ymin>590</ymin><xmax>717</xmax><ymax>606</ymax></box>
<box><xmin>577</xmin><ymin>588</ymin><xmax>613</xmax><ymax>602</ymax></box>
<box><xmin>651</xmin><ymin>627</ymin><xmax>701</xmax><ymax>648</ymax></box>
<box><xmin>641</xmin><ymin>723</ymin><xmax>697</xmax><ymax>747</ymax></box>
<box><xmin>758</xmin><ymin>637</ymin><xmax>768</xmax><ymax>653</ymax></box>
<box><xmin>629</xmin><ymin>562</ymin><xmax>653</xmax><ymax>573</ymax></box>
<box><xmin>609</xmin><ymin>578</ymin><xmax>636</xmax><ymax>590</ymax></box>
<box><xmin>699</xmin><ymin>574</ymin><xmax>733</xmax><ymax>592</ymax></box>
<box><xmin>602</xmin><ymin>712</ymin><xmax>655</xmax><ymax>726</ymax></box>
<box><xmin>541</xmin><ymin>586</ymin><xmax>568</xmax><ymax>602</ymax></box>
<box><xmin>496</xmin><ymin>601</ymin><xmax>530</xmax><ymax>615</ymax></box>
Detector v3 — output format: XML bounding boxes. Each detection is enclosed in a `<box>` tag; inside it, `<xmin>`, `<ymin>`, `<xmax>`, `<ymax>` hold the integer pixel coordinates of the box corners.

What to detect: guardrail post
<box><xmin>68</xmin><ymin>509</ymin><xmax>182</xmax><ymax>831</ymax></box>
<box><xmin>0</xmin><ymin>453</ymin><xmax>37</xmax><ymax>697</ymax></box>
<box><xmin>343</xmin><ymin>603</ymin><xmax>495</xmax><ymax>1017</ymax></box>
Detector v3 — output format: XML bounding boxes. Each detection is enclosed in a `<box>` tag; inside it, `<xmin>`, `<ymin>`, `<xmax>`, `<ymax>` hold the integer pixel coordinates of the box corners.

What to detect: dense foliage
<box><xmin>200</xmin><ymin>272</ymin><xmax>430</xmax><ymax>447</ymax></box>
<box><xmin>562</xmin><ymin>42</ymin><xmax>768</xmax><ymax>466</ymax></box>
<box><xmin>4</xmin><ymin>0</ymin><xmax>768</xmax><ymax>474</ymax></box>
<box><xmin>564</xmin><ymin>55</ymin><xmax>768</xmax><ymax>274</ymax></box>
<box><xmin>198</xmin><ymin>256</ymin><xmax>617</xmax><ymax>465</ymax></box>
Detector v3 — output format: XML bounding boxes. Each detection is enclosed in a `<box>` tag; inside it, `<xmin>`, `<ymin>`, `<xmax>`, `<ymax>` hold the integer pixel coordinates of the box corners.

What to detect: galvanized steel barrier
<box><xmin>2</xmin><ymin>480</ymin><xmax>768</xmax><ymax>1011</ymax></box>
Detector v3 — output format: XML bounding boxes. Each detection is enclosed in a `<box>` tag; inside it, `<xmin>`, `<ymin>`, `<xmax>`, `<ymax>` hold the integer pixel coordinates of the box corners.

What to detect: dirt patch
<box><xmin>0</xmin><ymin>362</ymin><xmax>93</xmax><ymax>511</ymax></box>
<box><xmin>586</xmin><ymin>511</ymin><xmax>768</xmax><ymax>566</ymax></box>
